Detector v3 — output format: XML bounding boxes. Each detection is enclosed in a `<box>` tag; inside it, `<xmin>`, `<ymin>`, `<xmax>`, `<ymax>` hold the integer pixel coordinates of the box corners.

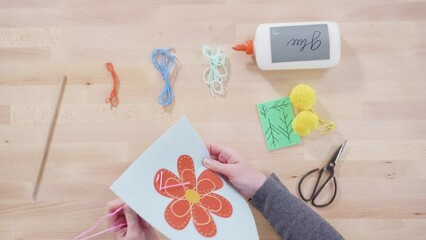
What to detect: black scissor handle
<box><xmin>298</xmin><ymin>167</ymin><xmax>338</xmax><ymax>208</ymax></box>
<box><xmin>298</xmin><ymin>168</ymin><xmax>320</xmax><ymax>202</ymax></box>
<box><xmin>311</xmin><ymin>176</ymin><xmax>337</xmax><ymax>208</ymax></box>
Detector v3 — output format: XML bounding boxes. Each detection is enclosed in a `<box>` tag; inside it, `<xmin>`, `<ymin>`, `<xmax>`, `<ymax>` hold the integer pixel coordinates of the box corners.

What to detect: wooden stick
<box><xmin>32</xmin><ymin>75</ymin><xmax>67</xmax><ymax>200</ymax></box>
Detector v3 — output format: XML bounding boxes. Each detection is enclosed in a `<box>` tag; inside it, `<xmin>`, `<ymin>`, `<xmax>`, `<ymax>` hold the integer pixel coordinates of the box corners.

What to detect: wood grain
<box><xmin>0</xmin><ymin>0</ymin><xmax>425</xmax><ymax>239</ymax></box>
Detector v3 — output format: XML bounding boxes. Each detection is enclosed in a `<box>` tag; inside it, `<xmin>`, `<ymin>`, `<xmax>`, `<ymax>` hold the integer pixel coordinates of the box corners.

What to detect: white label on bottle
<box><xmin>270</xmin><ymin>24</ymin><xmax>330</xmax><ymax>63</ymax></box>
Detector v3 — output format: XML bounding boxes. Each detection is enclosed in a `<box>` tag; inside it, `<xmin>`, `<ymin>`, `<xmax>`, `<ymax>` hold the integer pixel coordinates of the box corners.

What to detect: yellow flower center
<box><xmin>185</xmin><ymin>189</ymin><xmax>200</xmax><ymax>204</ymax></box>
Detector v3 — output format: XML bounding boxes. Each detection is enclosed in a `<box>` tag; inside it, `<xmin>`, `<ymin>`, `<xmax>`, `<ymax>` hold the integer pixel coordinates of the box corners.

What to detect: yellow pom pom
<box><xmin>290</xmin><ymin>84</ymin><xmax>316</xmax><ymax>110</ymax></box>
<box><xmin>292</xmin><ymin>111</ymin><xmax>318</xmax><ymax>136</ymax></box>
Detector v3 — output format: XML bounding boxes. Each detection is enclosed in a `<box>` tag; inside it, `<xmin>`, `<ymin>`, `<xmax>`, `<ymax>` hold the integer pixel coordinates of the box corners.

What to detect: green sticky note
<box><xmin>257</xmin><ymin>97</ymin><xmax>301</xmax><ymax>151</ymax></box>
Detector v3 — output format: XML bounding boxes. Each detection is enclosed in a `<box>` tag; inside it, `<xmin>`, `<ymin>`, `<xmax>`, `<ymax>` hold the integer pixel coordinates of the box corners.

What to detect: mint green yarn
<box><xmin>202</xmin><ymin>45</ymin><xmax>228</xmax><ymax>97</ymax></box>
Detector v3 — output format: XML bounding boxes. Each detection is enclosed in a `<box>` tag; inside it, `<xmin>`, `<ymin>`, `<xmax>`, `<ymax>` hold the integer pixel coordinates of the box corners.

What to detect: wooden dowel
<box><xmin>32</xmin><ymin>75</ymin><xmax>67</xmax><ymax>200</ymax></box>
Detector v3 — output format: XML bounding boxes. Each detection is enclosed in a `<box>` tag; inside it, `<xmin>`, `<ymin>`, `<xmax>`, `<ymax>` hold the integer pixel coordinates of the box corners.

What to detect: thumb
<box><xmin>203</xmin><ymin>158</ymin><xmax>232</xmax><ymax>177</ymax></box>
<box><xmin>123</xmin><ymin>205</ymin><xmax>139</xmax><ymax>230</ymax></box>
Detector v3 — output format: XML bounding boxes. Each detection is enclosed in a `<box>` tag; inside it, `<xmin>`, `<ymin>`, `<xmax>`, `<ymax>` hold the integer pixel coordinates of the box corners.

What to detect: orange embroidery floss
<box><xmin>105</xmin><ymin>62</ymin><xmax>120</xmax><ymax>107</ymax></box>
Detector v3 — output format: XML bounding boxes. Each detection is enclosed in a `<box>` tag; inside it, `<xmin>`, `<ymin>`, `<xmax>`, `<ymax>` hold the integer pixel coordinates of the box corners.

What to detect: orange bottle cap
<box><xmin>232</xmin><ymin>40</ymin><xmax>254</xmax><ymax>55</ymax></box>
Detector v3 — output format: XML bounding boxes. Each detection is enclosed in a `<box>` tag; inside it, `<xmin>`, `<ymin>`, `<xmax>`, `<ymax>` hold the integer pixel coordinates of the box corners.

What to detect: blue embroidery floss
<box><xmin>202</xmin><ymin>45</ymin><xmax>228</xmax><ymax>97</ymax></box>
<box><xmin>152</xmin><ymin>48</ymin><xmax>176</xmax><ymax>106</ymax></box>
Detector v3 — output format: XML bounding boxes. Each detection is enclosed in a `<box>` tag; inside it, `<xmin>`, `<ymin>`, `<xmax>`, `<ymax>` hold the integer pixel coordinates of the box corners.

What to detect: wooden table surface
<box><xmin>1</xmin><ymin>0</ymin><xmax>425</xmax><ymax>239</ymax></box>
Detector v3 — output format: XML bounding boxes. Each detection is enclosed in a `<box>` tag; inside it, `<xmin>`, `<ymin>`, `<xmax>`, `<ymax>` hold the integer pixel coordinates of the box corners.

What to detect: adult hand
<box><xmin>106</xmin><ymin>199</ymin><xmax>159</xmax><ymax>240</ymax></box>
<box><xmin>203</xmin><ymin>143</ymin><xmax>267</xmax><ymax>198</ymax></box>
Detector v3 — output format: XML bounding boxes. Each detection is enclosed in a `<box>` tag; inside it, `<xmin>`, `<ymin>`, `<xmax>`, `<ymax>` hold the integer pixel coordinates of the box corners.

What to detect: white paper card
<box><xmin>110</xmin><ymin>117</ymin><xmax>259</xmax><ymax>240</ymax></box>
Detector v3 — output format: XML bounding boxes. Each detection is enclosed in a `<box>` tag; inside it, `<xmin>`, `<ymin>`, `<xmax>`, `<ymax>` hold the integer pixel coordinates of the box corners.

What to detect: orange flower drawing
<box><xmin>154</xmin><ymin>155</ymin><xmax>233</xmax><ymax>237</ymax></box>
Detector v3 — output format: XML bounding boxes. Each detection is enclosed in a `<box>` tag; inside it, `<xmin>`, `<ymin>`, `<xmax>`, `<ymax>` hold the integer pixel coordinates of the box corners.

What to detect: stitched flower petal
<box><xmin>197</xmin><ymin>169</ymin><xmax>223</xmax><ymax>194</ymax></box>
<box><xmin>192</xmin><ymin>204</ymin><xmax>217</xmax><ymax>237</ymax></box>
<box><xmin>154</xmin><ymin>169</ymin><xmax>185</xmax><ymax>199</ymax></box>
<box><xmin>177</xmin><ymin>155</ymin><xmax>197</xmax><ymax>189</ymax></box>
<box><xmin>165</xmin><ymin>199</ymin><xmax>191</xmax><ymax>230</ymax></box>
<box><xmin>200</xmin><ymin>193</ymin><xmax>233</xmax><ymax>218</ymax></box>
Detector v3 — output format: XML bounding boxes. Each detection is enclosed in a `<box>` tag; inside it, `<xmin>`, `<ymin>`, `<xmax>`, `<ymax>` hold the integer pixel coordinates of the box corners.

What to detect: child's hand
<box><xmin>106</xmin><ymin>199</ymin><xmax>159</xmax><ymax>240</ymax></box>
<box><xmin>203</xmin><ymin>143</ymin><xmax>267</xmax><ymax>198</ymax></box>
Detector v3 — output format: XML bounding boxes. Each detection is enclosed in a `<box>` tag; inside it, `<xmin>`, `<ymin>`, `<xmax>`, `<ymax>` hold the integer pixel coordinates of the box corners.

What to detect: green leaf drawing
<box><xmin>264</xmin><ymin>119</ymin><xmax>281</xmax><ymax>148</ymax></box>
<box><xmin>259</xmin><ymin>104</ymin><xmax>269</xmax><ymax>119</ymax></box>
<box><xmin>278</xmin><ymin>111</ymin><xmax>293</xmax><ymax>144</ymax></box>
<box><xmin>257</xmin><ymin>96</ymin><xmax>301</xmax><ymax>151</ymax></box>
<box><xmin>268</xmin><ymin>99</ymin><xmax>289</xmax><ymax>112</ymax></box>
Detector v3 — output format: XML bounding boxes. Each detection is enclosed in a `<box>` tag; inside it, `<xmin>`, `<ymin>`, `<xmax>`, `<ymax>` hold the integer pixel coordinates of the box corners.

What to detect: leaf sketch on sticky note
<box><xmin>257</xmin><ymin>97</ymin><xmax>301</xmax><ymax>150</ymax></box>
<box><xmin>268</xmin><ymin>99</ymin><xmax>289</xmax><ymax>112</ymax></box>
<box><xmin>278</xmin><ymin>111</ymin><xmax>293</xmax><ymax>144</ymax></box>
<box><xmin>259</xmin><ymin>104</ymin><xmax>269</xmax><ymax>119</ymax></box>
<box><xmin>264</xmin><ymin>119</ymin><xmax>281</xmax><ymax>147</ymax></box>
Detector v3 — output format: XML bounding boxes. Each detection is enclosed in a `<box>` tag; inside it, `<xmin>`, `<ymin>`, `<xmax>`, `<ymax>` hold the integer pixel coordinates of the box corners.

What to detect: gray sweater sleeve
<box><xmin>250</xmin><ymin>174</ymin><xmax>344</xmax><ymax>240</ymax></box>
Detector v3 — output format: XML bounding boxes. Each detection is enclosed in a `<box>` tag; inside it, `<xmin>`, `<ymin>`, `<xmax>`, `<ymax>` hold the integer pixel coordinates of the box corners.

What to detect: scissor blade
<box><xmin>330</xmin><ymin>139</ymin><xmax>347</xmax><ymax>165</ymax></box>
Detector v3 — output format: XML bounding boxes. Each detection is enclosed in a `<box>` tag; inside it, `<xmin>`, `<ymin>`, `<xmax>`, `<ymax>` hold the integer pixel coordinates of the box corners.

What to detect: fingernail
<box><xmin>203</xmin><ymin>158</ymin><xmax>212</xmax><ymax>166</ymax></box>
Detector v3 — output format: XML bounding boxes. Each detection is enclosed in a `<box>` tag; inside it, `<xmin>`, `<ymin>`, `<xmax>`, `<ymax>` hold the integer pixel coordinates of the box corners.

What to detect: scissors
<box><xmin>298</xmin><ymin>140</ymin><xmax>347</xmax><ymax>208</ymax></box>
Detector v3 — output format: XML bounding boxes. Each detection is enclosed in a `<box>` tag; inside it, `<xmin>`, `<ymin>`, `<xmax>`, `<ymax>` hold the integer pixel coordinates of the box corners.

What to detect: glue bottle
<box><xmin>233</xmin><ymin>22</ymin><xmax>340</xmax><ymax>70</ymax></box>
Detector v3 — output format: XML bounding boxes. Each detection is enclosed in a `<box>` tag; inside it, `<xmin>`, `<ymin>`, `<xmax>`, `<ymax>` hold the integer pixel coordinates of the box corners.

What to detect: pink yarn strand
<box><xmin>77</xmin><ymin>223</ymin><xmax>127</xmax><ymax>240</ymax></box>
<box><xmin>73</xmin><ymin>206</ymin><xmax>126</xmax><ymax>240</ymax></box>
<box><xmin>161</xmin><ymin>181</ymin><xmax>191</xmax><ymax>190</ymax></box>
<box><xmin>157</xmin><ymin>171</ymin><xmax>190</xmax><ymax>190</ymax></box>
